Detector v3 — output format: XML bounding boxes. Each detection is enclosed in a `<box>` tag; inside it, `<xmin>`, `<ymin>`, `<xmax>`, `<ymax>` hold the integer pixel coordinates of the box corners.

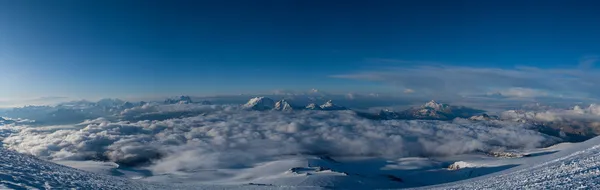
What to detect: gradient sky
<box><xmin>1</xmin><ymin>0</ymin><xmax>599</xmax><ymax>101</ymax></box>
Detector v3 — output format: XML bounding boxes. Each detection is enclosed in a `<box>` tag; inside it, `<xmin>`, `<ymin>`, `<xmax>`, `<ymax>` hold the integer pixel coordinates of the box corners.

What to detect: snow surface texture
<box><xmin>420</xmin><ymin>136</ymin><xmax>600</xmax><ymax>189</ymax></box>
<box><xmin>0</xmin><ymin>147</ymin><xmax>161</xmax><ymax>189</ymax></box>
<box><xmin>0</xmin><ymin>147</ymin><xmax>323</xmax><ymax>189</ymax></box>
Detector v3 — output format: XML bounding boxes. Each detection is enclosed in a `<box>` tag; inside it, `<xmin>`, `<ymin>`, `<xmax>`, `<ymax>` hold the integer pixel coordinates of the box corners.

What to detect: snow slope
<box><xmin>0</xmin><ymin>147</ymin><xmax>324</xmax><ymax>190</ymax></box>
<box><xmin>420</xmin><ymin>136</ymin><xmax>600</xmax><ymax>189</ymax></box>
<box><xmin>243</xmin><ymin>97</ymin><xmax>276</xmax><ymax>110</ymax></box>
<box><xmin>274</xmin><ymin>99</ymin><xmax>295</xmax><ymax>111</ymax></box>
<box><xmin>0</xmin><ymin>147</ymin><xmax>161</xmax><ymax>189</ymax></box>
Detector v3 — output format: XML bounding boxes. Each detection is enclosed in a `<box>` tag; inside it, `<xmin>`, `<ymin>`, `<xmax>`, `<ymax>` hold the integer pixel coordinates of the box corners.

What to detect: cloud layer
<box><xmin>501</xmin><ymin>104</ymin><xmax>600</xmax><ymax>122</ymax></box>
<box><xmin>1</xmin><ymin>104</ymin><xmax>558</xmax><ymax>175</ymax></box>
<box><xmin>332</xmin><ymin>64</ymin><xmax>600</xmax><ymax>100</ymax></box>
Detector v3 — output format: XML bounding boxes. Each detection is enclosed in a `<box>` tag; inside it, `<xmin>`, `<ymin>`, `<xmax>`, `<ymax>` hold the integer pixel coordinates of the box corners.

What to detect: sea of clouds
<box><xmin>0</xmin><ymin>104</ymin><xmax>560</xmax><ymax>175</ymax></box>
<box><xmin>501</xmin><ymin>104</ymin><xmax>600</xmax><ymax>122</ymax></box>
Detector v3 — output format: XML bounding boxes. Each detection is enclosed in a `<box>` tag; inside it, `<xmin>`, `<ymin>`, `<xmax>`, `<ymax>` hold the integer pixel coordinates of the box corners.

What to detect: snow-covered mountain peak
<box><xmin>469</xmin><ymin>113</ymin><xmax>499</xmax><ymax>121</ymax></box>
<box><xmin>121</xmin><ymin>101</ymin><xmax>135</xmax><ymax>109</ymax></box>
<box><xmin>369</xmin><ymin>101</ymin><xmax>484</xmax><ymax>120</ymax></box>
<box><xmin>320</xmin><ymin>100</ymin><xmax>347</xmax><ymax>110</ymax></box>
<box><xmin>164</xmin><ymin>96</ymin><xmax>193</xmax><ymax>104</ymax></box>
<box><xmin>274</xmin><ymin>99</ymin><xmax>294</xmax><ymax>111</ymax></box>
<box><xmin>305</xmin><ymin>103</ymin><xmax>322</xmax><ymax>110</ymax></box>
<box><xmin>423</xmin><ymin>100</ymin><xmax>447</xmax><ymax>110</ymax></box>
<box><xmin>243</xmin><ymin>97</ymin><xmax>275</xmax><ymax>110</ymax></box>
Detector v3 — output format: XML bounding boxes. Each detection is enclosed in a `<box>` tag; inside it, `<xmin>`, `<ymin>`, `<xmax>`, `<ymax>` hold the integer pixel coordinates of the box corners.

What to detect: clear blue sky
<box><xmin>1</xmin><ymin>0</ymin><xmax>599</xmax><ymax>100</ymax></box>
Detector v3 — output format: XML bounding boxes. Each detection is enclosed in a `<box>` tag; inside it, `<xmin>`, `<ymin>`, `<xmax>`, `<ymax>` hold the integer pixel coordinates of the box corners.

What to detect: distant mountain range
<box><xmin>242</xmin><ymin>97</ymin><xmax>347</xmax><ymax>111</ymax></box>
<box><xmin>365</xmin><ymin>100</ymin><xmax>485</xmax><ymax>120</ymax></box>
<box><xmin>240</xmin><ymin>97</ymin><xmax>490</xmax><ymax>122</ymax></box>
<box><xmin>0</xmin><ymin>96</ymin><xmax>214</xmax><ymax>125</ymax></box>
<box><xmin>4</xmin><ymin>95</ymin><xmax>599</xmax><ymax>143</ymax></box>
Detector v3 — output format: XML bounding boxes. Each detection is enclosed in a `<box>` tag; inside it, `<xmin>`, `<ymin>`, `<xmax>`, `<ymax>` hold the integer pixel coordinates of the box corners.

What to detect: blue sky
<box><xmin>1</xmin><ymin>0</ymin><xmax>599</xmax><ymax>102</ymax></box>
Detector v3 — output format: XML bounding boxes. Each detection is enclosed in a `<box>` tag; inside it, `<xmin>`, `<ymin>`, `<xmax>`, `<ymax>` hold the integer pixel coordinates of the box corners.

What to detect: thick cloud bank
<box><xmin>502</xmin><ymin>104</ymin><xmax>600</xmax><ymax>122</ymax></box>
<box><xmin>1</xmin><ymin>104</ymin><xmax>558</xmax><ymax>174</ymax></box>
<box><xmin>498</xmin><ymin>104</ymin><xmax>600</xmax><ymax>140</ymax></box>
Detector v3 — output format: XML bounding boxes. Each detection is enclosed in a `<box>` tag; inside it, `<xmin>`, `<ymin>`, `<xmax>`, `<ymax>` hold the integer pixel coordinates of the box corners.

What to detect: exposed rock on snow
<box><xmin>305</xmin><ymin>103</ymin><xmax>322</xmax><ymax>110</ymax></box>
<box><xmin>447</xmin><ymin>161</ymin><xmax>474</xmax><ymax>170</ymax></box>
<box><xmin>274</xmin><ymin>99</ymin><xmax>295</xmax><ymax>111</ymax></box>
<box><xmin>164</xmin><ymin>96</ymin><xmax>193</xmax><ymax>104</ymax></box>
<box><xmin>401</xmin><ymin>100</ymin><xmax>484</xmax><ymax>120</ymax></box>
<box><xmin>487</xmin><ymin>151</ymin><xmax>525</xmax><ymax>158</ymax></box>
<box><xmin>423</xmin><ymin>136</ymin><xmax>600</xmax><ymax>189</ymax></box>
<box><xmin>319</xmin><ymin>100</ymin><xmax>347</xmax><ymax>110</ymax></box>
<box><xmin>469</xmin><ymin>114</ymin><xmax>499</xmax><ymax>121</ymax></box>
<box><xmin>372</xmin><ymin>101</ymin><xmax>484</xmax><ymax>120</ymax></box>
<box><xmin>121</xmin><ymin>101</ymin><xmax>136</xmax><ymax>109</ymax></box>
<box><xmin>423</xmin><ymin>100</ymin><xmax>447</xmax><ymax>111</ymax></box>
<box><xmin>241</xmin><ymin>97</ymin><xmax>347</xmax><ymax>111</ymax></box>
<box><xmin>243</xmin><ymin>97</ymin><xmax>276</xmax><ymax>111</ymax></box>
<box><xmin>378</xmin><ymin>109</ymin><xmax>401</xmax><ymax>119</ymax></box>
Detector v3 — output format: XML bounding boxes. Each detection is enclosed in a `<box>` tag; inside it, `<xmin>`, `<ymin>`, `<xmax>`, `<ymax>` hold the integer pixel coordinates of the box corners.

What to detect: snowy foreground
<box><xmin>0</xmin><ymin>147</ymin><xmax>160</xmax><ymax>189</ymax></box>
<box><xmin>2</xmin><ymin>136</ymin><xmax>600</xmax><ymax>189</ymax></box>
<box><xmin>419</xmin><ymin>136</ymin><xmax>600</xmax><ymax>189</ymax></box>
<box><xmin>0</xmin><ymin>148</ymin><xmax>316</xmax><ymax>190</ymax></box>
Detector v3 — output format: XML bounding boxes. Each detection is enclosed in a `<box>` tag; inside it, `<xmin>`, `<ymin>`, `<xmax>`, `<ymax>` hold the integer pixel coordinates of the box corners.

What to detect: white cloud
<box><xmin>119</xmin><ymin>103</ymin><xmax>219</xmax><ymax>122</ymax></box>
<box><xmin>331</xmin><ymin>64</ymin><xmax>600</xmax><ymax>100</ymax></box>
<box><xmin>502</xmin><ymin>104</ymin><xmax>600</xmax><ymax>122</ymax></box>
<box><xmin>2</xmin><ymin>104</ymin><xmax>558</xmax><ymax>175</ymax></box>
<box><xmin>345</xmin><ymin>93</ymin><xmax>355</xmax><ymax>100</ymax></box>
<box><xmin>0</xmin><ymin>96</ymin><xmax>73</xmax><ymax>108</ymax></box>
<box><xmin>494</xmin><ymin>87</ymin><xmax>548</xmax><ymax>98</ymax></box>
